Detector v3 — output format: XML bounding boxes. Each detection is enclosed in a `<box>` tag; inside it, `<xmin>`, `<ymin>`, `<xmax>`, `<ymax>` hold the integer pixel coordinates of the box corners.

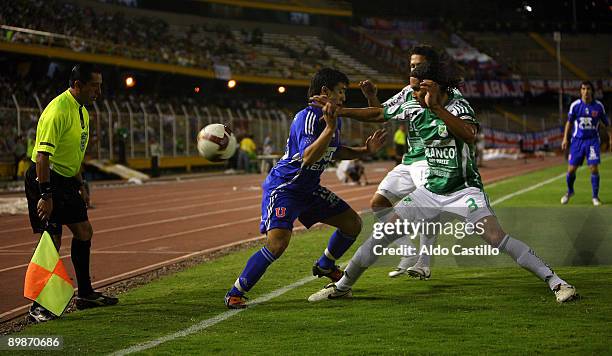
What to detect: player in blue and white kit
<box><xmin>225</xmin><ymin>68</ymin><xmax>387</xmax><ymax>309</ymax></box>
<box><xmin>561</xmin><ymin>81</ymin><xmax>611</xmax><ymax>206</ymax></box>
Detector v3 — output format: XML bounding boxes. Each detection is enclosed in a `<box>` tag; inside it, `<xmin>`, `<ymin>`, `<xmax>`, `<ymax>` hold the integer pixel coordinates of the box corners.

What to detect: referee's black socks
<box><xmin>71</xmin><ymin>239</ymin><xmax>94</xmax><ymax>297</ymax></box>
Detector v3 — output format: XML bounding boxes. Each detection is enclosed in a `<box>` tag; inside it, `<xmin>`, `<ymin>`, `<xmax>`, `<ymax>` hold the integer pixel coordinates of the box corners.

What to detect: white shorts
<box><xmin>394</xmin><ymin>186</ymin><xmax>494</xmax><ymax>224</ymax></box>
<box><xmin>376</xmin><ymin>160</ymin><xmax>428</xmax><ymax>205</ymax></box>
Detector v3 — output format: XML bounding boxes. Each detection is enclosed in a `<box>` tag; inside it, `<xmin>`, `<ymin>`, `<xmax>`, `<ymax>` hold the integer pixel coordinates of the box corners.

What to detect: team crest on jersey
<box><xmin>275</xmin><ymin>207</ymin><xmax>286</xmax><ymax>218</ymax></box>
<box><xmin>437</xmin><ymin>125</ymin><xmax>448</xmax><ymax>138</ymax></box>
<box><xmin>592</xmin><ymin>110</ymin><xmax>599</xmax><ymax>117</ymax></box>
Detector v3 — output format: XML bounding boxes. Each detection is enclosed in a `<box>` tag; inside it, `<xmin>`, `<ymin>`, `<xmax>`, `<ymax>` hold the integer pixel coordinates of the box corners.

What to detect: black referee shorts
<box><xmin>25</xmin><ymin>163</ymin><xmax>88</xmax><ymax>235</ymax></box>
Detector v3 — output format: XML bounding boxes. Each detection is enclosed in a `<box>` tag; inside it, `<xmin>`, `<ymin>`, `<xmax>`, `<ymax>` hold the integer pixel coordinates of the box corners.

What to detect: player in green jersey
<box><xmin>354</xmin><ymin>45</ymin><xmax>473</xmax><ymax>280</ymax></box>
<box><xmin>308</xmin><ymin>61</ymin><xmax>576</xmax><ymax>304</ymax></box>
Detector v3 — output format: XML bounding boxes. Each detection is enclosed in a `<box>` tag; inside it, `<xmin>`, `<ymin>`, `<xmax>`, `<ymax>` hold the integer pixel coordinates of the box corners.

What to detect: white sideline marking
<box><xmin>109</xmin><ymin>276</ymin><xmax>316</xmax><ymax>356</ymax></box>
<box><xmin>0</xmin><ymin>195</ymin><xmax>374</xmax><ymax>320</ymax></box>
<box><xmin>489</xmin><ymin>173</ymin><xmax>565</xmax><ymax>206</ymax></box>
<box><xmin>109</xmin><ymin>165</ymin><xmax>581</xmax><ymax>354</ymax></box>
<box><xmin>489</xmin><ymin>155</ymin><xmax>611</xmax><ymax>206</ymax></box>
<box><xmin>0</xmin><ymin>230</ymin><xmax>276</xmax><ymax>321</ymax></box>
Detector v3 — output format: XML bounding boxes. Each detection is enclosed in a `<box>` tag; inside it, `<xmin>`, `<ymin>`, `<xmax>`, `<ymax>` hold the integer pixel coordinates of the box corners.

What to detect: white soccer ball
<box><xmin>196</xmin><ymin>123</ymin><xmax>237</xmax><ymax>161</ymax></box>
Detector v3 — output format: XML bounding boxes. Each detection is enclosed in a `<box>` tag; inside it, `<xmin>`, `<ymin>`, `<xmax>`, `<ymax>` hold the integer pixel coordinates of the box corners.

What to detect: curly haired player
<box><xmin>308</xmin><ymin>60</ymin><xmax>577</xmax><ymax>304</ymax></box>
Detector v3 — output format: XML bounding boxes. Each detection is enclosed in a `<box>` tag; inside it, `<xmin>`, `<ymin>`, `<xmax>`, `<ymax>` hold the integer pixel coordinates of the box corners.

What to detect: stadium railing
<box><xmin>0</xmin><ymin>101</ymin><xmax>388</xmax><ymax>164</ymax></box>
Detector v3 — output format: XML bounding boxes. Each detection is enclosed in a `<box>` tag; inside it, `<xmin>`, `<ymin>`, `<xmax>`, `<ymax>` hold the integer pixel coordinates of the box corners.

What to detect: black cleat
<box><xmin>75</xmin><ymin>291</ymin><xmax>119</xmax><ymax>310</ymax></box>
<box><xmin>312</xmin><ymin>262</ymin><xmax>344</xmax><ymax>282</ymax></box>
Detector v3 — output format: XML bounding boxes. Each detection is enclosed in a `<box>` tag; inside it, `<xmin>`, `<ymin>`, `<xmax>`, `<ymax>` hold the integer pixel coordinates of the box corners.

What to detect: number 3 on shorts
<box><xmin>466</xmin><ymin>198</ymin><xmax>478</xmax><ymax>212</ymax></box>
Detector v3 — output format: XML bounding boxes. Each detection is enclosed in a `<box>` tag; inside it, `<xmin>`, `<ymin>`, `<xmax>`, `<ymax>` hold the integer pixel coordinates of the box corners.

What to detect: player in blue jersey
<box><xmin>561</xmin><ymin>81</ymin><xmax>611</xmax><ymax>206</ymax></box>
<box><xmin>225</xmin><ymin>68</ymin><xmax>387</xmax><ymax>309</ymax></box>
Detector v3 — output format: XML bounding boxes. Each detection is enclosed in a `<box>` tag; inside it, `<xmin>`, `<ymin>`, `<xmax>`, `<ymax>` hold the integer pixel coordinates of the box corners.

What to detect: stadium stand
<box><xmin>0</xmin><ymin>0</ymin><xmax>400</xmax><ymax>84</ymax></box>
<box><xmin>349</xmin><ymin>18</ymin><xmax>523</xmax><ymax>81</ymax></box>
<box><xmin>465</xmin><ymin>32</ymin><xmax>579</xmax><ymax>80</ymax></box>
<box><xmin>186</xmin><ymin>0</ymin><xmax>352</xmax><ymax>16</ymax></box>
<box><xmin>538</xmin><ymin>32</ymin><xmax>612</xmax><ymax>78</ymax></box>
<box><xmin>1</xmin><ymin>0</ymin><xmax>610</xmax><ymax>179</ymax></box>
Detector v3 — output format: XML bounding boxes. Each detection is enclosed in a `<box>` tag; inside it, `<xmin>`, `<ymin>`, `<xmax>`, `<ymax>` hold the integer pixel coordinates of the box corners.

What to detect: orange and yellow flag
<box><xmin>24</xmin><ymin>231</ymin><xmax>74</xmax><ymax>316</ymax></box>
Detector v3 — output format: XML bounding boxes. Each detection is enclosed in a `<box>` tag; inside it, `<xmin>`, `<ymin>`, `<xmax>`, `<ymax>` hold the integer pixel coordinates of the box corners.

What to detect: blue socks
<box><xmin>566</xmin><ymin>172</ymin><xmax>576</xmax><ymax>194</ymax></box>
<box><xmin>229</xmin><ymin>246</ymin><xmax>276</xmax><ymax>296</ymax></box>
<box><xmin>591</xmin><ymin>173</ymin><xmax>600</xmax><ymax>198</ymax></box>
<box><xmin>567</xmin><ymin>171</ymin><xmax>600</xmax><ymax>198</ymax></box>
<box><xmin>317</xmin><ymin>230</ymin><xmax>356</xmax><ymax>270</ymax></box>
<box><xmin>229</xmin><ymin>230</ymin><xmax>356</xmax><ymax>296</ymax></box>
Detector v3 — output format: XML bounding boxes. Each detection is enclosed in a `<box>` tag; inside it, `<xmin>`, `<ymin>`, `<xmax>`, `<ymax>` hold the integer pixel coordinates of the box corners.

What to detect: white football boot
<box><xmin>406</xmin><ymin>265</ymin><xmax>431</xmax><ymax>280</ymax></box>
<box><xmin>554</xmin><ymin>284</ymin><xmax>577</xmax><ymax>303</ymax></box>
<box><xmin>388</xmin><ymin>267</ymin><xmax>408</xmax><ymax>278</ymax></box>
<box><xmin>388</xmin><ymin>255</ymin><xmax>418</xmax><ymax>278</ymax></box>
<box><xmin>560</xmin><ymin>192</ymin><xmax>574</xmax><ymax>205</ymax></box>
<box><xmin>308</xmin><ymin>283</ymin><xmax>352</xmax><ymax>302</ymax></box>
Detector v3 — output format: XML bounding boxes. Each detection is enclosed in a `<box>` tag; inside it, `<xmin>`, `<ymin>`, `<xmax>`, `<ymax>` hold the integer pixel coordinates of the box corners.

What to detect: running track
<box><xmin>0</xmin><ymin>157</ymin><xmax>562</xmax><ymax>321</ymax></box>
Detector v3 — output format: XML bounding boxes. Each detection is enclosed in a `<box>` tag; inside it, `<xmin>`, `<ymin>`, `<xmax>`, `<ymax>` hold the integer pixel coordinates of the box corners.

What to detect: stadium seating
<box><xmin>0</xmin><ymin>0</ymin><xmax>399</xmax><ymax>84</ymax></box>
<box><xmin>466</xmin><ymin>32</ymin><xmax>612</xmax><ymax>80</ymax></box>
<box><xmin>1</xmin><ymin>1</ymin><xmax>608</xmax><ymax>178</ymax></box>
<box><xmin>350</xmin><ymin>21</ymin><xmax>517</xmax><ymax>81</ymax></box>
<box><xmin>538</xmin><ymin>33</ymin><xmax>612</xmax><ymax>78</ymax></box>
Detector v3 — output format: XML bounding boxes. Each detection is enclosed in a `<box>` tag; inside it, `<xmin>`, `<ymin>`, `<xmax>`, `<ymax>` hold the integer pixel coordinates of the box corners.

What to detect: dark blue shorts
<box><xmin>569</xmin><ymin>138</ymin><xmax>600</xmax><ymax>166</ymax></box>
<box><xmin>259</xmin><ymin>186</ymin><xmax>351</xmax><ymax>234</ymax></box>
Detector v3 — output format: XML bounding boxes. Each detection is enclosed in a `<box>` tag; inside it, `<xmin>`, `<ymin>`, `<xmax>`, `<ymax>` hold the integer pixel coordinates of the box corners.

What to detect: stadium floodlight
<box><xmin>278</xmin><ymin>86</ymin><xmax>286</xmax><ymax>94</ymax></box>
<box><xmin>227</xmin><ymin>80</ymin><xmax>237</xmax><ymax>89</ymax></box>
<box><xmin>524</xmin><ymin>4</ymin><xmax>532</xmax><ymax>12</ymax></box>
<box><xmin>194</xmin><ymin>86</ymin><xmax>201</xmax><ymax>93</ymax></box>
<box><xmin>125</xmin><ymin>76</ymin><xmax>136</xmax><ymax>88</ymax></box>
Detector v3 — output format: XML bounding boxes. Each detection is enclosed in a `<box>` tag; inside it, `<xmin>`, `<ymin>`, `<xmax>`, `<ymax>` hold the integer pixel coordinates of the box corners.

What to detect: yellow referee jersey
<box><xmin>31</xmin><ymin>89</ymin><xmax>90</xmax><ymax>177</ymax></box>
<box><xmin>393</xmin><ymin>128</ymin><xmax>406</xmax><ymax>146</ymax></box>
<box><xmin>240</xmin><ymin>137</ymin><xmax>257</xmax><ymax>154</ymax></box>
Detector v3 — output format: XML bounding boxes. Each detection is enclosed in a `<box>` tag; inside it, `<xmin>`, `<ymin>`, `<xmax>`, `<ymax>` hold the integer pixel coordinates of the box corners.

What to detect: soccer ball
<box><xmin>196</xmin><ymin>123</ymin><xmax>237</xmax><ymax>161</ymax></box>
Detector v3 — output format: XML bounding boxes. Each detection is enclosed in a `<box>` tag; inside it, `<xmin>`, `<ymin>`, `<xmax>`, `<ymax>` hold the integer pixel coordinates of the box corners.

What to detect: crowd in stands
<box><xmin>0</xmin><ymin>68</ymin><xmax>61</xmax><ymax>108</ymax></box>
<box><xmin>2</xmin><ymin>0</ymin><xmax>166</xmax><ymax>53</ymax></box>
<box><xmin>352</xmin><ymin>17</ymin><xmax>515</xmax><ymax>80</ymax></box>
<box><xmin>445</xmin><ymin>34</ymin><xmax>514</xmax><ymax>80</ymax></box>
<box><xmin>0</xmin><ymin>64</ymin><xmax>285</xmax><ymax>112</ymax></box>
<box><xmin>360</xmin><ymin>18</ymin><xmax>428</xmax><ymax>51</ymax></box>
<box><xmin>0</xmin><ymin>0</ymin><xmax>360</xmax><ymax>81</ymax></box>
<box><xmin>97</xmin><ymin>0</ymin><xmax>138</xmax><ymax>7</ymax></box>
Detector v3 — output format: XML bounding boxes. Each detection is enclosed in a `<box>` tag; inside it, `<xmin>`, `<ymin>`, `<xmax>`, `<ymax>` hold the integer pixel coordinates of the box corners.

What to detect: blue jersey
<box><xmin>568</xmin><ymin>99</ymin><xmax>609</xmax><ymax>140</ymax></box>
<box><xmin>263</xmin><ymin>106</ymin><xmax>342</xmax><ymax>194</ymax></box>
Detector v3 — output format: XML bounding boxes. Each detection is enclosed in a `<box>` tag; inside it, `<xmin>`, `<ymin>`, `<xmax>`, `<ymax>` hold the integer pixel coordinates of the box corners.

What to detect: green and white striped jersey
<box><xmin>412</xmin><ymin>92</ymin><xmax>483</xmax><ymax>195</ymax></box>
<box><xmin>382</xmin><ymin>87</ymin><xmax>464</xmax><ymax>167</ymax></box>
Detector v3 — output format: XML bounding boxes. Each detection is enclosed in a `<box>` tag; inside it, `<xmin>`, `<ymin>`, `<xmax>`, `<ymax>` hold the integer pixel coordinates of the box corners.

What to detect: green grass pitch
<box><xmin>13</xmin><ymin>155</ymin><xmax>612</xmax><ymax>354</ymax></box>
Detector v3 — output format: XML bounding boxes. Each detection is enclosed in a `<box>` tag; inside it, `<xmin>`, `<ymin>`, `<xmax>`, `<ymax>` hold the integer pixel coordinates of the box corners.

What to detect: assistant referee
<box><xmin>25</xmin><ymin>63</ymin><xmax>118</xmax><ymax>322</ymax></box>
